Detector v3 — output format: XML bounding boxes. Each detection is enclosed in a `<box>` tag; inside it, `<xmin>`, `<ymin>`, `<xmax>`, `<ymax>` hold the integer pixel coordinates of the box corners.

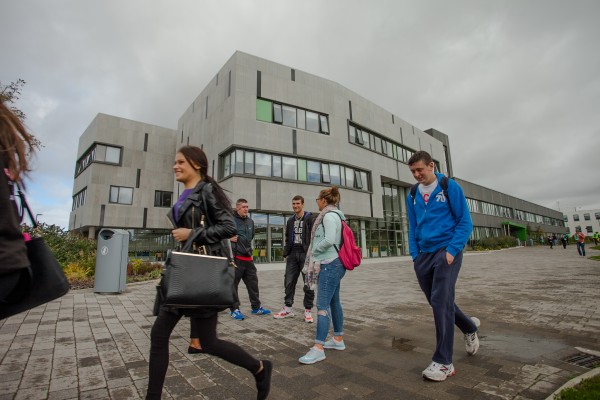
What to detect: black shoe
<box><xmin>255</xmin><ymin>359</ymin><xmax>273</xmax><ymax>400</ymax></box>
<box><xmin>188</xmin><ymin>346</ymin><xmax>202</xmax><ymax>354</ymax></box>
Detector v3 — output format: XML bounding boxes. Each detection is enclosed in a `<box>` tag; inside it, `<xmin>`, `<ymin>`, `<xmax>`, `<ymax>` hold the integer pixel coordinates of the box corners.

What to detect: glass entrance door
<box><xmin>270</xmin><ymin>226</ymin><xmax>284</xmax><ymax>262</ymax></box>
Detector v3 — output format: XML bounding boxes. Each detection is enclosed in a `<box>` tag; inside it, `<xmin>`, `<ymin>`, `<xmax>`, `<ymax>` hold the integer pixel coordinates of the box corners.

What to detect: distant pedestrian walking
<box><xmin>575</xmin><ymin>231</ymin><xmax>586</xmax><ymax>257</ymax></box>
<box><xmin>561</xmin><ymin>233</ymin><xmax>568</xmax><ymax>249</ymax></box>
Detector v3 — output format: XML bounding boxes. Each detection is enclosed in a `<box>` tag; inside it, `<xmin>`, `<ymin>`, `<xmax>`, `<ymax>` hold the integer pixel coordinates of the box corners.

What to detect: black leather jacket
<box><xmin>0</xmin><ymin>156</ymin><xmax>29</xmax><ymax>276</ymax></box>
<box><xmin>167</xmin><ymin>182</ymin><xmax>236</xmax><ymax>257</ymax></box>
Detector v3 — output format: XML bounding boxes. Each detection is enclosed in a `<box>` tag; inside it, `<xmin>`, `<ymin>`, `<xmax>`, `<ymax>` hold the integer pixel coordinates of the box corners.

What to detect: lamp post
<box><xmin>35</xmin><ymin>213</ymin><xmax>43</xmax><ymax>224</ymax></box>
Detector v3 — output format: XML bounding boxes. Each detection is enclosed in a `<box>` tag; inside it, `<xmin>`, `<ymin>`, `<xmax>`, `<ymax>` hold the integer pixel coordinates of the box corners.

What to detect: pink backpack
<box><xmin>328</xmin><ymin>212</ymin><xmax>362</xmax><ymax>270</ymax></box>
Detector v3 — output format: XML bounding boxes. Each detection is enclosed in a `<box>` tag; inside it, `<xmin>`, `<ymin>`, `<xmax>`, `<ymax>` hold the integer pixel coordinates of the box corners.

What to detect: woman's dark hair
<box><xmin>319</xmin><ymin>185</ymin><xmax>340</xmax><ymax>205</ymax></box>
<box><xmin>177</xmin><ymin>145</ymin><xmax>231</xmax><ymax>209</ymax></box>
<box><xmin>0</xmin><ymin>100</ymin><xmax>35</xmax><ymax>183</ymax></box>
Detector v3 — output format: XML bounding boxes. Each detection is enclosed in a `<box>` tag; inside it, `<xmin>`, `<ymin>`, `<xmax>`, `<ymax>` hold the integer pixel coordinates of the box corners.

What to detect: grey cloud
<box><xmin>1</xmin><ymin>0</ymin><xmax>599</xmax><ymax>227</ymax></box>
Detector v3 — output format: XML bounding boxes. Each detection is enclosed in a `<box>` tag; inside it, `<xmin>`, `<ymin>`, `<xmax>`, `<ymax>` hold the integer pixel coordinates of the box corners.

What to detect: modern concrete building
<box><xmin>70</xmin><ymin>113</ymin><xmax>177</xmax><ymax>256</ymax></box>
<box><xmin>69</xmin><ymin>51</ymin><xmax>565</xmax><ymax>261</ymax></box>
<box><xmin>562</xmin><ymin>207</ymin><xmax>600</xmax><ymax>238</ymax></box>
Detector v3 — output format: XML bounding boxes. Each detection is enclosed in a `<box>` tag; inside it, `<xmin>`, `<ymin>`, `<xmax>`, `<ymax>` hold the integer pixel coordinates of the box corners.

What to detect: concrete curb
<box><xmin>544</xmin><ymin>367</ymin><xmax>600</xmax><ymax>400</ymax></box>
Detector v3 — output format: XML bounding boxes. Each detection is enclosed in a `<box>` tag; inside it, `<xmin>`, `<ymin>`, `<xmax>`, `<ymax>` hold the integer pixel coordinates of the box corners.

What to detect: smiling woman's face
<box><xmin>173</xmin><ymin>152</ymin><xmax>200</xmax><ymax>185</ymax></box>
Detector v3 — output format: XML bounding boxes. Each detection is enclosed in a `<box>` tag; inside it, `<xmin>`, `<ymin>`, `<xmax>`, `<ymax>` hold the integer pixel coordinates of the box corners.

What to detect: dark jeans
<box><xmin>284</xmin><ymin>251</ymin><xmax>315</xmax><ymax>309</ymax></box>
<box><xmin>231</xmin><ymin>258</ymin><xmax>261</xmax><ymax>311</ymax></box>
<box><xmin>577</xmin><ymin>242</ymin><xmax>586</xmax><ymax>256</ymax></box>
<box><xmin>414</xmin><ymin>248</ymin><xmax>477</xmax><ymax>365</ymax></box>
<box><xmin>146</xmin><ymin>308</ymin><xmax>260</xmax><ymax>399</ymax></box>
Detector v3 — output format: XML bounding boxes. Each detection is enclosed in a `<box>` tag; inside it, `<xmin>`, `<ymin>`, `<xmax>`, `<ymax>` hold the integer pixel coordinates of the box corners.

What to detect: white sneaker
<box><xmin>422</xmin><ymin>361</ymin><xmax>455</xmax><ymax>381</ymax></box>
<box><xmin>304</xmin><ymin>309</ymin><xmax>314</xmax><ymax>323</ymax></box>
<box><xmin>464</xmin><ymin>316</ymin><xmax>480</xmax><ymax>355</ymax></box>
<box><xmin>273</xmin><ymin>307</ymin><xmax>294</xmax><ymax>319</ymax></box>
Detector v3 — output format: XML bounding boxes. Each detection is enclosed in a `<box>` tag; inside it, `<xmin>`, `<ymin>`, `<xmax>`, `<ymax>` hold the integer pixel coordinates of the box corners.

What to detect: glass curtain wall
<box><xmin>366</xmin><ymin>183</ymin><xmax>407</xmax><ymax>257</ymax></box>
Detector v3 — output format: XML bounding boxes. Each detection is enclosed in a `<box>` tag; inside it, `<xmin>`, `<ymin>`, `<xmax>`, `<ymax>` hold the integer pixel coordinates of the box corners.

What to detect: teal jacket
<box><xmin>311</xmin><ymin>210</ymin><xmax>344</xmax><ymax>261</ymax></box>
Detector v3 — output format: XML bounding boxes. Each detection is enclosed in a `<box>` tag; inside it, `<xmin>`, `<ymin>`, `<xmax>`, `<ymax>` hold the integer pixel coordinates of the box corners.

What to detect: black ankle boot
<box><xmin>255</xmin><ymin>360</ymin><xmax>273</xmax><ymax>400</ymax></box>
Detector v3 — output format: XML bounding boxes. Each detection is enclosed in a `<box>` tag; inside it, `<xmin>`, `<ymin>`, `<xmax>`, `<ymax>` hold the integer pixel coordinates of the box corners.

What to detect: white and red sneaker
<box><xmin>422</xmin><ymin>362</ymin><xmax>455</xmax><ymax>381</ymax></box>
<box><xmin>273</xmin><ymin>307</ymin><xmax>294</xmax><ymax>319</ymax></box>
<box><xmin>304</xmin><ymin>309</ymin><xmax>314</xmax><ymax>323</ymax></box>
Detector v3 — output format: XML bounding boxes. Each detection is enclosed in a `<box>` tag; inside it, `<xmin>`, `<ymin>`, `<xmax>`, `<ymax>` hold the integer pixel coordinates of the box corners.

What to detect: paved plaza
<box><xmin>1</xmin><ymin>245</ymin><xmax>599</xmax><ymax>399</ymax></box>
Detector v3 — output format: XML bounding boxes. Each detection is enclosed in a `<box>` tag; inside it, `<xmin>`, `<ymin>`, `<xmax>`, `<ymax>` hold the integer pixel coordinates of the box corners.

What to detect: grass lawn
<box><xmin>554</xmin><ymin>372</ymin><xmax>600</xmax><ymax>399</ymax></box>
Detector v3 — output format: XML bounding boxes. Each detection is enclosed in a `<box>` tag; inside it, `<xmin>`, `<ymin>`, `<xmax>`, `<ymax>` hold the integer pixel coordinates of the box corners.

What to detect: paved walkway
<box><xmin>1</xmin><ymin>246</ymin><xmax>599</xmax><ymax>399</ymax></box>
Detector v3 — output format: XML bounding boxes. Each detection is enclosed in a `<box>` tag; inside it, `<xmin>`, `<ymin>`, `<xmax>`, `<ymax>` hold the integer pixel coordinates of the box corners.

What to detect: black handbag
<box><xmin>0</xmin><ymin>186</ymin><xmax>70</xmax><ymax>320</ymax></box>
<box><xmin>160</xmin><ymin>230</ymin><xmax>236</xmax><ymax>309</ymax></box>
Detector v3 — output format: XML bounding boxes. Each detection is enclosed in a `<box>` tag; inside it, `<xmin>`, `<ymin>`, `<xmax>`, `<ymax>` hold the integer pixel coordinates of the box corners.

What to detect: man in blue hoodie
<box><xmin>406</xmin><ymin>151</ymin><xmax>480</xmax><ymax>382</ymax></box>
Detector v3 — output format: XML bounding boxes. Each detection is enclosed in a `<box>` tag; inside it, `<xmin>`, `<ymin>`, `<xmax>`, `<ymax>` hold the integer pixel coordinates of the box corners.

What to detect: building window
<box><xmin>273</xmin><ymin>104</ymin><xmax>283</xmax><ymax>124</ymax></box>
<box><xmin>75</xmin><ymin>143</ymin><xmax>122</xmax><ymax>177</ymax></box>
<box><xmin>329</xmin><ymin>164</ymin><xmax>341</xmax><ymax>185</ymax></box>
<box><xmin>573</xmin><ymin>214</ymin><xmax>580</xmax><ymax>221</ymax></box>
<box><xmin>257</xmin><ymin>99</ymin><xmax>329</xmax><ymax>135</ymax></box>
<box><xmin>348</xmin><ymin>122</ymin><xmax>416</xmax><ymax>165</ymax></box>
<box><xmin>109</xmin><ymin>186</ymin><xmax>133</xmax><ymax>205</ymax></box>
<box><xmin>272</xmin><ymin>155</ymin><xmax>282</xmax><ymax>177</ymax></box>
<box><xmin>282</xmin><ymin>157</ymin><xmax>297</xmax><ymax>180</ymax></box>
<box><xmin>297</xmin><ymin>109</ymin><xmax>306</xmax><ymax>130</ymax></box>
<box><xmin>307</xmin><ymin>160</ymin><xmax>321</xmax><ymax>183</ymax></box>
<box><xmin>354</xmin><ymin>170</ymin><xmax>363</xmax><ymax>189</ymax></box>
<box><xmin>584</xmin><ymin>213</ymin><xmax>590</xmax><ymax>221</ymax></box>
<box><xmin>586</xmin><ymin>226</ymin><xmax>593</xmax><ymax>233</ymax></box>
<box><xmin>255</xmin><ymin>153</ymin><xmax>271</xmax><ymax>177</ymax></box>
<box><xmin>256</xmin><ymin>99</ymin><xmax>272</xmax><ymax>122</ymax></box>
<box><xmin>244</xmin><ymin>151</ymin><xmax>254</xmax><ymax>174</ymax></box>
<box><xmin>319</xmin><ymin>115</ymin><xmax>329</xmax><ymax>133</ymax></box>
<box><xmin>282</xmin><ymin>105</ymin><xmax>296</xmax><ymax>127</ymax></box>
<box><xmin>154</xmin><ymin>191</ymin><xmax>172</xmax><ymax>208</ymax></box>
<box><xmin>72</xmin><ymin>187</ymin><xmax>87</xmax><ymax>211</ymax></box>
<box><xmin>220</xmin><ymin>148</ymin><xmax>370</xmax><ymax>192</ymax></box>
<box><xmin>321</xmin><ymin>163</ymin><xmax>330</xmax><ymax>183</ymax></box>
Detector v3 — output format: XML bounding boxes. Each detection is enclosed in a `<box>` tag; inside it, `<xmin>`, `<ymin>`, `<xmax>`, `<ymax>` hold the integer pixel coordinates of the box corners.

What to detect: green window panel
<box><xmin>297</xmin><ymin>159</ymin><xmax>307</xmax><ymax>181</ymax></box>
<box><xmin>256</xmin><ymin>99</ymin><xmax>273</xmax><ymax>122</ymax></box>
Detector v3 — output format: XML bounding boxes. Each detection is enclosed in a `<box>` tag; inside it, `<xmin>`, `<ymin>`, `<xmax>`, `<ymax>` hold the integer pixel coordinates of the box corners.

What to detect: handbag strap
<box><xmin>199</xmin><ymin>186</ymin><xmax>235</xmax><ymax>262</ymax></box>
<box><xmin>16</xmin><ymin>183</ymin><xmax>38</xmax><ymax>228</ymax></box>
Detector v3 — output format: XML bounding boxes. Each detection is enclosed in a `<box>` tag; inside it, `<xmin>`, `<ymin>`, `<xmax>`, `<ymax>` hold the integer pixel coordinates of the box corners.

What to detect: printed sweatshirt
<box><xmin>406</xmin><ymin>172</ymin><xmax>473</xmax><ymax>260</ymax></box>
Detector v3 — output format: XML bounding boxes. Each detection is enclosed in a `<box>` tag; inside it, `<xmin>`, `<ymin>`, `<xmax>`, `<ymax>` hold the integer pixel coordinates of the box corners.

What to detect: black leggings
<box><xmin>146</xmin><ymin>308</ymin><xmax>261</xmax><ymax>399</ymax></box>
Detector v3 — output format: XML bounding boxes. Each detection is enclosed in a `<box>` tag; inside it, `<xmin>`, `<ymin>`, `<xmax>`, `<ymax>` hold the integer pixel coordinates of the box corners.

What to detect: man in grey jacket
<box><xmin>229</xmin><ymin>198</ymin><xmax>271</xmax><ymax>320</ymax></box>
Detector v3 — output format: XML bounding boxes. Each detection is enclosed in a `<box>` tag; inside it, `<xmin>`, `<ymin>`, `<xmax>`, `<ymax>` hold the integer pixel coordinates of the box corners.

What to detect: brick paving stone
<box><xmin>1</xmin><ymin>247</ymin><xmax>600</xmax><ymax>399</ymax></box>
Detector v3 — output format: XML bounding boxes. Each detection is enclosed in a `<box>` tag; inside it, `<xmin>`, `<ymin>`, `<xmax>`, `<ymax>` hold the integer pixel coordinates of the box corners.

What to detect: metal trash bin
<box><xmin>94</xmin><ymin>229</ymin><xmax>129</xmax><ymax>293</ymax></box>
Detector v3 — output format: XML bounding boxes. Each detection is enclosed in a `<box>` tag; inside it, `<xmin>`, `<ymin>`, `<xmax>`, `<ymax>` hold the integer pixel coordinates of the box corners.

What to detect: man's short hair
<box><xmin>236</xmin><ymin>198</ymin><xmax>248</xmax><ymax>206</ymax></box>
<box><xmin>292</xmin><ymin>195</ymin><xmax>304</xmax><ymax>204</ymax></box>
<box><xmin>408</xmin><ymin>151</ymin><xmax>433</xmax><ymax>166</ymax></box>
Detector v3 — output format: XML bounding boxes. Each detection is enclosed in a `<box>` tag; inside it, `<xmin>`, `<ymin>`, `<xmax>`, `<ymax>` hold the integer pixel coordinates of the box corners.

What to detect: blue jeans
<box><xmin>577</xmin><ymin>242</ymin><xmax>586</xmax><ymax>256</ymax></box>
<box><xmin>315</xmin><ymin>258</ymin><xmax>346</xmax><ymax>344</ymax></box>
<box><xmin>414</xmin><ymin>248</ymin><xmax>477</xmax><ymax>365</ymax></box>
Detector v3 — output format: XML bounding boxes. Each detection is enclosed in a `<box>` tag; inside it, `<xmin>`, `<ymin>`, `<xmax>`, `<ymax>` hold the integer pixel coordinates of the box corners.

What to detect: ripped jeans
<box><xmin>315</xmin><ymin>258</ymin><xmax>346</xmax><ymax>344</ymax></box>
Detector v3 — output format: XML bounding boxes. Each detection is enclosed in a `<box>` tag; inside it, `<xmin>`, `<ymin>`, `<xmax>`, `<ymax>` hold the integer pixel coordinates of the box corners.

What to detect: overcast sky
<box><xmin>2</xmin><ymin>0</ymin><xmax>599</xmax><ymax>228</ymax></box>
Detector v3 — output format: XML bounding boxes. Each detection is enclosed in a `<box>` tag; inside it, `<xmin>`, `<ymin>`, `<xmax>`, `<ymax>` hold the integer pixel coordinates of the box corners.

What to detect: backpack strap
<box><xmin>321</xmin><ymin>211</ymin><xmax>344</xmax><ymax>253</ymax></box>
<box><xmin>410</xmin><ymin>176</ymin><xmax>453</xmax><ymax>217</ymax></box>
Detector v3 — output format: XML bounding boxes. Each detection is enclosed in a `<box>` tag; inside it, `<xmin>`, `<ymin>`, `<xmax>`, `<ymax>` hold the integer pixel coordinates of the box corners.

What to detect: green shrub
<box><xmin>471</xmin><ymin>235</ymin><xmax>518</xmax><ymax>251</ymax></box>
<box><xmin>23</xmin><ymin>223</ymin><xmax>97</xmax><ymax>274</ymax></box>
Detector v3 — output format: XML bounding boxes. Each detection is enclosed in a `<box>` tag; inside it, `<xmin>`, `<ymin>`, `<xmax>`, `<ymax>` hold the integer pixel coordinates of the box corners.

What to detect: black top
<box><xmin>283</xmin><ymin>212</ymin><xmax>315</xmax><ymax>257</ymax></box>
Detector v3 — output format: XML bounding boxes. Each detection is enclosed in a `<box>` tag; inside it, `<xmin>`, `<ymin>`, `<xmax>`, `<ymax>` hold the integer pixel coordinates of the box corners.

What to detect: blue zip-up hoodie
<box><xmin>406</xmin><ymin>172</ymin><xmax>472</xmax><ymax>260</ymax></box>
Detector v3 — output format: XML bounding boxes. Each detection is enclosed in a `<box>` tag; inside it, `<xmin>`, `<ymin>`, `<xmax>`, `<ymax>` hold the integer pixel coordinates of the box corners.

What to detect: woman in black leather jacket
<box><xmin>0</xmin><ymin>100</ymin><xmax>34</xmax><ymax>310</ymax></box>
<box><xmin>146</xmin><ymin>146</ymin><xmax>272</xmax><ymax>400</ymax></box>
